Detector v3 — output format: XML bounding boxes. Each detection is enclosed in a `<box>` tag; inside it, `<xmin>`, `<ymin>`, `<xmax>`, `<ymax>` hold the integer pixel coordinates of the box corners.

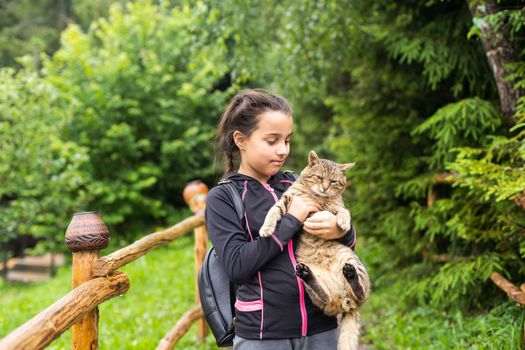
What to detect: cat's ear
<box><xmin>338</xmin><ymin>162</ymin><xmax>355</xmax><ymax>172</ymax></box>
<box><xmin>308</xmin><ymin>150</ymin><xmax>320</xmax><ymax>166</ymax></box>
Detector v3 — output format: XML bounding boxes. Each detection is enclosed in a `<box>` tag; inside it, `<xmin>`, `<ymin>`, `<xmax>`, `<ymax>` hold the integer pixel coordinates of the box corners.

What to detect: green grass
<box><xmin>356</xmin><ymin>242</ymin><xmax>525</xmax><ymax>350</ymax></box>
<box><xmin>0</xmin><ymin>235</ymin><xmax>219</xmax><ymax>349</ymax></box>
<box><xmin>360</xmin><ymin>282</ymin><xmax>524</xmax><ymax>350</ymax></box>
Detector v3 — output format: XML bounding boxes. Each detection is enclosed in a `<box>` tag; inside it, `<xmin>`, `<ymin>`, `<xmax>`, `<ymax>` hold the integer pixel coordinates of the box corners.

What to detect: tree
<box><xmin>42</xmin><ymin>1</ymin><xmax>232</xmax><ymax>238</ymax></box>
<box><xmin>0</xmin><ymin>67</ymin><xmax>90</xmax><ymax>252</ymax></box>
<box><xmin>0</xmin><ymin>0</ymin><xmax>126</xmax><ymax>68</ymax></box>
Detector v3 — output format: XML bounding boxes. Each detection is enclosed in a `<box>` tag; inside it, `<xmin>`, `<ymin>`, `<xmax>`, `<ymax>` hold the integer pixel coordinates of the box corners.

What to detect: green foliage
<box><xmin>407</xmin><ymin>254</ymin><xmax>504</xmax><ymax>308</ymax></box>
<box><xmin>1</xmin><ymin>0</ymin><xmax>235</xmax><ymax>247</ymax></box>
<box><xmin>413</xmin><ymin>98</ymin><xmax>503</xmax><ymax>168</ymax></box>
<box><xmin>450</xmin><ymin>143</ymin><xmax>525</xmax><ymax>203</ymax></box>
<box><xmin>0</xmin><ymin>0</ymin><xmax>63</xmax><ymax>68</ymax></box>
<box><xmin>508</xmin><ymin>61</ymin><xmax>525</xmax><ymax>120</ymax></box>
<box><xmin>0</xmin><ymin>67</ymin><xmax>90</xmax><ymax>247</ymax></box>
<box><xmin>362</xmin><ymin>293</ymin><xmax>524</xmax><ymax>349</ymax></box>
<box><xmin>42</xmin><ymin>1</ymin><xmax>230</xmax><ymax>238</ymax></box>
<box><xmin>0</xmin><ymin>0</ymin><xmax>126</xmax><ymax>68</ymax></box>
<box><xmin>357</xmin><ymin>236</ymin><xmax>523</xmax><ymax>349</ymax></box>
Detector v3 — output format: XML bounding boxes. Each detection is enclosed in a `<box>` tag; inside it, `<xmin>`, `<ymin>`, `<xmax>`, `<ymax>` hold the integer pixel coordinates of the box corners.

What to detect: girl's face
<box><xmin>235</xmin><ymin>110</ymin><xmax>293</xmax><ymax>183</ymax></box>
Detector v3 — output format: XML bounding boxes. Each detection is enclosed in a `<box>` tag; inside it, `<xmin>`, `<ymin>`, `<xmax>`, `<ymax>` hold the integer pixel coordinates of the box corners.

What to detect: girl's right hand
<box><xmin>288</xmin><ymin>196</ymin><xmax>321</xmax><ymax>223</ymax></box>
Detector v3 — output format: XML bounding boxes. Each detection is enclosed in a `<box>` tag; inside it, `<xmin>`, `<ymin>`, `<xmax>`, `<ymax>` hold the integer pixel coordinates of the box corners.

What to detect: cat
<box><xmin>259</xmin><ymin>150</ymin><xmax>370</xmax><ymax>350</ymax></box>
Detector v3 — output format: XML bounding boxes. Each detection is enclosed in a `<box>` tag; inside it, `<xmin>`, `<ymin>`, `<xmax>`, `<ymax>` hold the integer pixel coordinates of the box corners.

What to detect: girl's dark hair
<box><xmin>215</xmin><ymin>88</ymin><xmax>292</xmax><ymax>176</ymax></box>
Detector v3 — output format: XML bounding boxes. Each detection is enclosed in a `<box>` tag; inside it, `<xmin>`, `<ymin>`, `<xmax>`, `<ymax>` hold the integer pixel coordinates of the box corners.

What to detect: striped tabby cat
<box><xmin>259</xmin><ymin>151</ymin><xmax>370</xmax><ymax>350</ymax></box>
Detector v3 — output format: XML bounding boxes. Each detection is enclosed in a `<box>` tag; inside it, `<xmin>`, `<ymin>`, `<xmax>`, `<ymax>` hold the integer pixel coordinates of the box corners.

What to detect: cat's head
<box><xmin>298</xmin><ymin>151</ymin><xmax>355</xmax><ymax>198</ymax></box>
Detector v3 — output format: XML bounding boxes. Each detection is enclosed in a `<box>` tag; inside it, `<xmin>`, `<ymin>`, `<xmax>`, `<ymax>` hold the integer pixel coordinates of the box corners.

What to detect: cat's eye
<box><xmin>330</xmin><ymin>180</ymin><xmax>338</xmax><ymax>184</ymax></box>
<box><xmin>315</xmin><ymin>175</ymin><xmax>323</xmax><ymax>181</ymax></box>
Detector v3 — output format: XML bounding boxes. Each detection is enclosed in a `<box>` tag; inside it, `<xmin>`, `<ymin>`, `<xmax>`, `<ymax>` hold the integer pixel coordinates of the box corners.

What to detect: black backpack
<box><xmin>198</xmin><ymin>173</ymin><xmax>297</xmax><ymax>347</ymax></box>
<box><xmin>198</xmin><ymin>247</ymin><xmax>237</xmax><ymax>347</ymax></box>
<box><xmin>198</xmin><ymin>180</ymin><xmax>242</xmax><ymax>347</ymax></box>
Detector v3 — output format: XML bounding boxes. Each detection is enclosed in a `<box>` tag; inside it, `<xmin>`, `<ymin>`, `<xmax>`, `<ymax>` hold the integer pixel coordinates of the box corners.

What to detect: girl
<box><xmin>205</xmin><ymin>89</ymin><xmax>357</xmax><ymax>350</ymax></box>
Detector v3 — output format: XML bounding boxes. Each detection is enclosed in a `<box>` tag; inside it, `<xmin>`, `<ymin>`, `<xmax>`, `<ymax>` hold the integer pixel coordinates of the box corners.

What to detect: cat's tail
<box><xmin>338</xmin><ymin>312</ymin><xmax>360</xmax><ymax>350</ymax></box>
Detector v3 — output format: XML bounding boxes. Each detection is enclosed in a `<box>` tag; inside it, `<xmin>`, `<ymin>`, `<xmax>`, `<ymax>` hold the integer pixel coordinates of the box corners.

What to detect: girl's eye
<box><xmin>266</xmin><ymin>140</ymin><xmax>277</xmax><ymax>145</ymax></box>
<box><xmin>285</xmin><ymin>139</ymin><xmax>291</xmax><ymax>144</ymax></box>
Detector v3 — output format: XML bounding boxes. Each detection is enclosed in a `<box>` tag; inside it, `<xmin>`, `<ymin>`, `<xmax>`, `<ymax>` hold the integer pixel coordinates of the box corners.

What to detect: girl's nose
<box><xmin>276</xmin><ymin>142</ymin><xmax>288</xmax><ymax>156</ymax></box>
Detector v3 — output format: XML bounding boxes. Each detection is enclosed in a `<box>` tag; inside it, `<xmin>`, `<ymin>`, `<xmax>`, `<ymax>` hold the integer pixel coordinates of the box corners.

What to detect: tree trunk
<box><xmin>467</xmin><ymin>0</ymin><xmax>521</xmax><ymax>120</ymax></box>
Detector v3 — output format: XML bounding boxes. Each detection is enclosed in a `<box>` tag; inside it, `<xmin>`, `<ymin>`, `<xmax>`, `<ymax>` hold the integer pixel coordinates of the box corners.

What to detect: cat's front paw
<box><xmin>259</xmin><ymin>225</ymin><xmax>274</xmax><ymax>237</ymax></box>
<box><xmin>337</xmin><ymin>218</ymin><xmax>351</xmax><ymax>232</ymax></box>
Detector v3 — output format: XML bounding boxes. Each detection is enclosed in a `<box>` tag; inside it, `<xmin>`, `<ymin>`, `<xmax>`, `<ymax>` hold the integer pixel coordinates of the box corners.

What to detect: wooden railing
<box><xmin>0</xmin><ymin>181</ymin><xmax>210</xmax><ymax>350</ymax></box>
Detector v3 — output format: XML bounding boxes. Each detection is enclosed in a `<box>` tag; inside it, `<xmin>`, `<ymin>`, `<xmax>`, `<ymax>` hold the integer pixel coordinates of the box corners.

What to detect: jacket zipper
<box><xmin>263</xmin><ymin>183</ymin><xmax>308</xmax><ymax>336</ymax></box>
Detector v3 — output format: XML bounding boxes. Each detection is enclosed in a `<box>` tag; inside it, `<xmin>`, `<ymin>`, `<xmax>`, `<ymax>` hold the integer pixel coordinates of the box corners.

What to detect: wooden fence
<box><xmin>0</xmin><ymin>180</ymin><xmax>210</xmax><ymax>350</ymax></box>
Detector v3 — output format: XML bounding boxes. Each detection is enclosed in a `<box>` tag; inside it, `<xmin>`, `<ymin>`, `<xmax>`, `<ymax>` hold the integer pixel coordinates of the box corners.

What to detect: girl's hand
<box><xmin>288</xmin><ymin>196</ymin><xmax>321</xmax><ymax>223</ymax></box>
<box><xmin>303</xmin><ymin>211</ymin><xmax>346</xmax><ymax>240</ymax></box>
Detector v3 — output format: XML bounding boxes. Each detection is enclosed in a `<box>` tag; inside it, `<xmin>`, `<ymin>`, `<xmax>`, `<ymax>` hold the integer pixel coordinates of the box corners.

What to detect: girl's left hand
<box><xmin>303</xmin><ymin>211</ymin><xmax>346</xmax><ymax>240</ymax></box>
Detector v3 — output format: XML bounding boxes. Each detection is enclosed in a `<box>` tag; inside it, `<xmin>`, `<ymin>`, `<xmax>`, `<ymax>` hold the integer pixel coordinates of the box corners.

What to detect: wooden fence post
<box><xmin>65</xmin><ymin>212</ymin><xmax>110</xmax><ymax>350</ymax></box>
<box><xmin>183</xmin><ymin>180</ymin><xmax>209</xmax><ymax>343</ymax></box>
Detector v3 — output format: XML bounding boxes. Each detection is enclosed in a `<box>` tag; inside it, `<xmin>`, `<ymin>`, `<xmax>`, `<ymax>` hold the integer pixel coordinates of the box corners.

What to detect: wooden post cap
<box><xmin>65</xmin><ymin>212</ymin><xmax>110</xmax><ymax>252</ymax></box>
<box><xmin>183</xmin><ymin>180</ymin><xmax>209</xmax><ymax>214</ymax></box>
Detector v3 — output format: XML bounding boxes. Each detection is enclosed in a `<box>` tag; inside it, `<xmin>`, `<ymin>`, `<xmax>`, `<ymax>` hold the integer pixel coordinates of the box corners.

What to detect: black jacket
<box><xmin>205</xmin><ymin>171</ymin><xmax>357</xmax><ymax>340</ymax></box>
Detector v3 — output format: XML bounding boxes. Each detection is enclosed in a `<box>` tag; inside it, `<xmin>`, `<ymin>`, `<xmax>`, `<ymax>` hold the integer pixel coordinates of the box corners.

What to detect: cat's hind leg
<box><xmin>343</xmin><ymin>263</ymin><xmax>366</xmax><ymax>303</ymax></box>
<box><xmin>295</xmin><ymin>262</ymin><xmax>331</xmax><ymax>308</ymax></box>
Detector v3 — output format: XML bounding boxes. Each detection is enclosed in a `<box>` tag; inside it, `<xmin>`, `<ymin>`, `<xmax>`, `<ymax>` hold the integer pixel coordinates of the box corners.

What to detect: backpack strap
<box><xmin>218</xmin><ymin>172</ymin><xmax>298</xmax><ymax>221</ymax></box>
<box><xmin>217</xmin><ymin>179</ymin><xmax>244</xmax><ymax>222</ymax></box>
<box><xmin>283</xmin><ymin>170</ymin><xmax>299</xmax><ymax>181</ymax></box>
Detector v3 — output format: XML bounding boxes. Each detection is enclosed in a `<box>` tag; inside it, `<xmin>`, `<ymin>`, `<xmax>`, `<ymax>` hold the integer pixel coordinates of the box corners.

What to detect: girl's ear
<box><xmin>233</xmin><ymin>130</ymin><xmax>247</xmax><ymax>151</ymax></box>
<box><xmin>308</xmin><ymin>150</ymin><xmax>320</xmax><ymax>166</ymax></box>
<box><xmin>338</xmin><ymin>162</ymin><xmax>356</xmax><ymax>172</ymax></box>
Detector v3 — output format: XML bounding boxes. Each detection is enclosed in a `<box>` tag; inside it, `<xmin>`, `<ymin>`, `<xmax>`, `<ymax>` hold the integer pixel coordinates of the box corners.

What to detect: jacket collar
<box><xmin>222</xmin><ymin>171</ymin><xmax>284</xmax><ymax>187</ymax></box>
